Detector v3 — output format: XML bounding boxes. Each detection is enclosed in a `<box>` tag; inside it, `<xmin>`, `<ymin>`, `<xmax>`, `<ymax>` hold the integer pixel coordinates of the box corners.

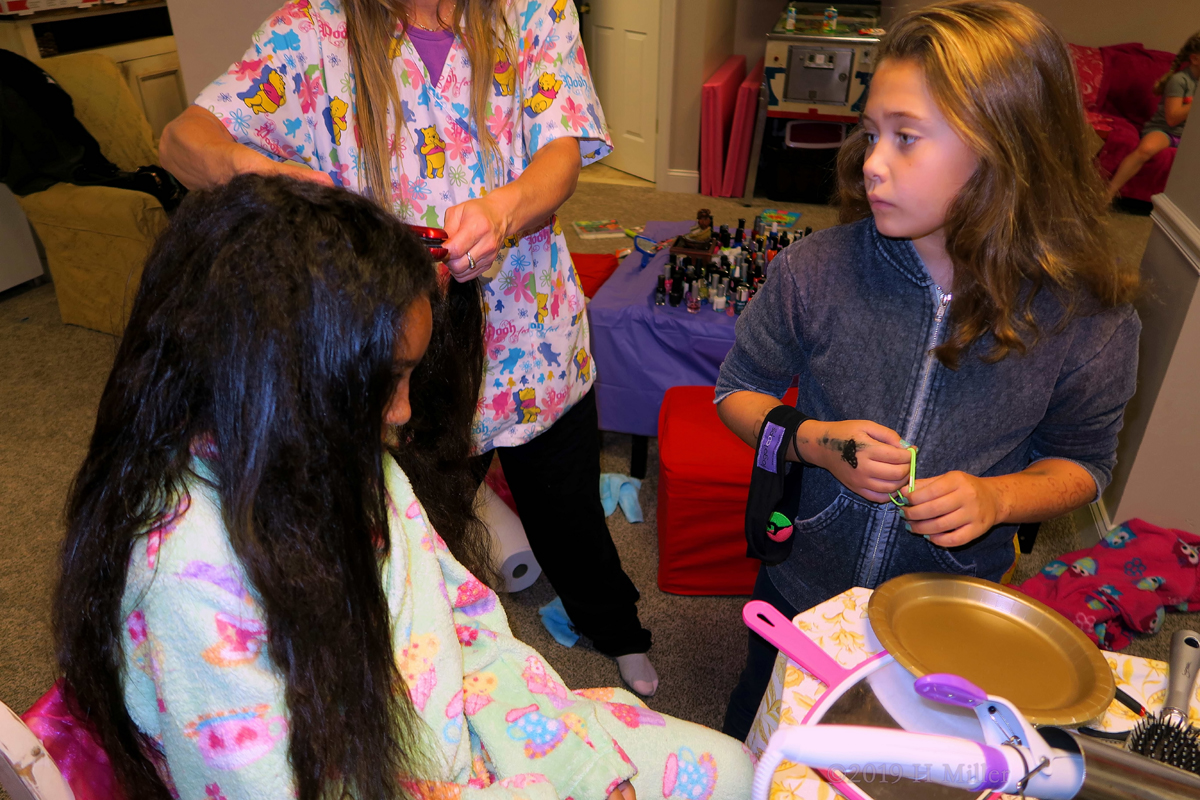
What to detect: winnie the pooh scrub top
<box><xmin>196</xmin><ymin>0</ymin><xmax>611</xmax><ymax>451</ymax></box>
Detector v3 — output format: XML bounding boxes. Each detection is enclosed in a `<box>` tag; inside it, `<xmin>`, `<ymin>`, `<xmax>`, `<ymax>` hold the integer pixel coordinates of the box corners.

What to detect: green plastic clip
<box><xmin>889</xmin><ymin>445</ymin><xmax>919</xmax><ymax>507</ymax></box>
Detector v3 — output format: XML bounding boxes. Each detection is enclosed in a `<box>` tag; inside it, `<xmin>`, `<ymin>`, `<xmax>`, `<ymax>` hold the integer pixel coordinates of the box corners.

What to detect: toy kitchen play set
<box><xmin>745</xmin><ymin>4</ymin><xmax>882</xmax><ymax>203</ymax></box>
<box><xmin>764</xmin><ymin>3</ymin><xmax>882</xmax><ymax>122</ymax></box>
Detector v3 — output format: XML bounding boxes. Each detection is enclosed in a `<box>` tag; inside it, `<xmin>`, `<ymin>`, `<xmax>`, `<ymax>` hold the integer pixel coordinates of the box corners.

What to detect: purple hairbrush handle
<box><xmin>914</xmin><ymin>673</ymin><xmax>991</xmax><ymax>708</ymax></box>
<box><xmin>743</xmin><ymin>600</ymin><xmax>851</xmax><ymax>687</ymax></box>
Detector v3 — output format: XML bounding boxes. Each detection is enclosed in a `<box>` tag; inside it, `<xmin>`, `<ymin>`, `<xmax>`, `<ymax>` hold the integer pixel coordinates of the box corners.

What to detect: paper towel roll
<box><xmin>476</xmin><ymin>482</ymin><xmax>542</xmax><ymax>593</ymax></box>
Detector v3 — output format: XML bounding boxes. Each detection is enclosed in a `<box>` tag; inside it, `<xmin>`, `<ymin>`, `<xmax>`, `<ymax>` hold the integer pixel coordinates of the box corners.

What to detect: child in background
<box><xmin>1108</xmin><ymin>31</ymin><xmax>1200</xmax><ymax>200</ymax></box>
<box><xmin>54</xmin><ymin>176</ymin><xmax>753</xmax><ymax>800</ymax></box>
<box><xmin>716</xmin><ymin>0</ymin><xmax>1141</xmax><ymax>741</ymax></box>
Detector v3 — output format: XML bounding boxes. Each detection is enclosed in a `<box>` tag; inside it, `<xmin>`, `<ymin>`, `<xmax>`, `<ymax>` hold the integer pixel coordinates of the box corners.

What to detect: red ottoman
<box><xmin>656</xmin><ymin>385</ymin><xmax>797</xmax><ymax>595</ymax></box>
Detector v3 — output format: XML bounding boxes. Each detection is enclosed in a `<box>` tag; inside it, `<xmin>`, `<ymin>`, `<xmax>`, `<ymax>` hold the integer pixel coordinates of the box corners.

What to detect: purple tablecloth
<box><xmin>588</xmin><ymin>220</ymin><xmax>739</xmax><ymax>436</ymax></box>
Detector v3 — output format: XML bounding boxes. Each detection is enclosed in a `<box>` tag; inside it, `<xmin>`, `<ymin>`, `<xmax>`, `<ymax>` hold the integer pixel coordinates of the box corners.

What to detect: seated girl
<box><xmin>53</xmin><ymin>175</ymin><xmax>752</xmax><ymax>800</ymax></box>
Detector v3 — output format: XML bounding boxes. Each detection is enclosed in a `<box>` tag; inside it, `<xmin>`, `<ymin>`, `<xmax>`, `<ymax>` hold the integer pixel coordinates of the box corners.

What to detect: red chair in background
<box><xmin>656</xmin><ymin>386</ymin><xmax>798</xmax><ymax>595</ymax></box>
<box><xmin>1070</xmin><ymin>42</ymin><xmax>1179</xmax><ymax>203</ymax></box>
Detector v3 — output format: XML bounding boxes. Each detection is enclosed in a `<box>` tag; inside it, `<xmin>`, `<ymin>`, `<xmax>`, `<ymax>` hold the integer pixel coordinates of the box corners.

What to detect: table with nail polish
<box><xmin>588</xmin><ymin>220</ymin><xmax>740</xmax><ymax>458</ymax></box>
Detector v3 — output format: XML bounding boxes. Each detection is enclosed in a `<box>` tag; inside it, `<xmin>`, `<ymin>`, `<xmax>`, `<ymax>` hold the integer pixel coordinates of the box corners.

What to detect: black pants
<box><xmin>722</xmin><ymin>566</ymin><xmax>799</xmax><ymax>741</ymax></box>
<box><xmin>472</xmin><ymin>389</ymin><xmax>652</xmax><ymax>657</ymax></box>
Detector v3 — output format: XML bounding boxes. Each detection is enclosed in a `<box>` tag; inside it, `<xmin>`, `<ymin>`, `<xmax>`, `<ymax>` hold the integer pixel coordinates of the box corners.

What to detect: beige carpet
<box><xmin>0</xmin><ymin>186</ymin><xmax>1180</xmax><ymax>747</ymax></box>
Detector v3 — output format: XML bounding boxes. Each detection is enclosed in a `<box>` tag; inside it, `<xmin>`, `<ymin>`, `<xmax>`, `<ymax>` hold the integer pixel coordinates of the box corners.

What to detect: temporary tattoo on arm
<box><xmin>818</xmin><ymin>436</ymin><xmax>865</xmax><ymax>469</ymax></box>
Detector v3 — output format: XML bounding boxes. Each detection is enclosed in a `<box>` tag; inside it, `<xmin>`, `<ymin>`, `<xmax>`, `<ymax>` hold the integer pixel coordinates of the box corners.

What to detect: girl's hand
<box><xmin>608</xmin><ymin>781</ymin><xmax>636</xmax><ymax>800</ymax></box>
<box><xmin>797</xmin><ymin>420</ymin><xmax>913</xmax><ymax>503</ymax></box>
<box><xmin>443</xmin><ymin>195</ymin><xmax>512</xmax><ymax>282</ymax></box>
<box><xmin>902</xmin><ymin>472</ymin><xmax>1006</xmax><ymax>547</ymax></box>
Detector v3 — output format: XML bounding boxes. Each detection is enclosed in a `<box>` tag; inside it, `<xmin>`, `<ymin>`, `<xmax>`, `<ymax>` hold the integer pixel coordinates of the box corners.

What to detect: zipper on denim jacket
<box><xmin>861</xmin><ymin>285</ymin><xmax>952</xmax><ymax>586</ymax></box>
<box><xmin>901</xmin><ymin>286</ymin><xmax>953</xmax><ymax>443</ymax></box>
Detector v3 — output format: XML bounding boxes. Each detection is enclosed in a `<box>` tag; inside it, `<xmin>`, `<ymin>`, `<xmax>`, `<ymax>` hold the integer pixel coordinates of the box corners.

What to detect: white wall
<box><xmin>666</xmin><ymin>0</ymin><xmax>736</xmax><ymax>185</ymax></box>
<box><xmin>166</xmin><ymin>0</ymin><xmax>283</xmax><ymax>100</ymax></box>
<box><xmin>732</xmin><ymin>0</ymin><xmax>781</xmax><ymax>69</ymax></box>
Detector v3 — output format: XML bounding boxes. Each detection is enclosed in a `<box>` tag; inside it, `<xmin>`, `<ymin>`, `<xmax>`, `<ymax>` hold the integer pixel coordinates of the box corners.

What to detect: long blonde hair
<box><xmin>1154</xmin><ymin>31</ymin><xmax>1200</xmax><ymax>95</ymax></box>
<box><xmin>837</xmin><ymin>0</ymin><xmax>1137</xmax><ymax>368</ymax></box>
<box><xmin>344</xmin><ymin>0</ymin><xmax>516</xmax><ymax>207</ymax></box>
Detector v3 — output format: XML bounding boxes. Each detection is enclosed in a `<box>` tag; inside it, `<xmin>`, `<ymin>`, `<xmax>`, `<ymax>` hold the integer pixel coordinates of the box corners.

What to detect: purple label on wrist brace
<box><xmin>757</xmin><ymin>421</ymin><xmax>787</xmax><ymax>473</ymax></box>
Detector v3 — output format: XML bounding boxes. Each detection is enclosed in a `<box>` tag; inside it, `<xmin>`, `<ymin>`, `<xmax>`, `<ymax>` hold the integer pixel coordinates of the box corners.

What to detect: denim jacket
<box><xmin>716</xmin><ymin>217</ymin><xmax>1141</xmax><ymax>613</ymax></box>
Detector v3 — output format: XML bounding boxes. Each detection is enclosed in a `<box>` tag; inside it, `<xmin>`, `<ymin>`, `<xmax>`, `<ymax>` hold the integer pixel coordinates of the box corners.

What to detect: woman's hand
<box><xmin>443</xmin><ymin>195</ymin><xmax>512</xmax><ymax>282</ymax></box>
<box><xmin>796</xmin><ymin>419</ymin><xmax>912</xmax><ymax>504</ymax></box>
<box><xmin>160</xmin><ymin>105</ymin><xmax>333</xmax><ymax>189</ymax></box>
<box><xmin>607</xmin><ymin>781</ymin><xmax>636</xmax><ymax>800</ymax></box>
<box><xmin>901</xmin><ymin>472</ymin><xmax>1005</xmax><ymax>547</ymax></box>
<box><xmin>229</xmin><ymin>144</ymin><xmax>334</xmax><ymax>186</ymax></box>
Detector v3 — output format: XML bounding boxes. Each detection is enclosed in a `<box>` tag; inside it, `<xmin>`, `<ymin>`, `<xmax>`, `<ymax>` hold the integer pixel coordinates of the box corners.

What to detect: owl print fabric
<box><xmin>195</xmin><ymin>0</ymin><xmax>611</xmax><ymax>450</ymax></box>
<box><xmin>120</xmin><ymin>453</ymin><xmax>754</xmax><ymax>799</ymax></box>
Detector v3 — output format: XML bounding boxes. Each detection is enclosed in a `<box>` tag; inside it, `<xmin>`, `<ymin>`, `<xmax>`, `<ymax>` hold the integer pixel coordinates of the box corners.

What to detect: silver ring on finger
<box><xmin>467</xmin><ymin>251</ymin><xmax>476</xmax><ymax>272</ymax></box>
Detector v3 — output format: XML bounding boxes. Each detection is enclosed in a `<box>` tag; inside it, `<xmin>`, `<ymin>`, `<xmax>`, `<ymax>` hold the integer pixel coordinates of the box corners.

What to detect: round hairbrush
<box><xmin>1127</xmin><ymin>629</ymin><xmax>1200</xmax><ymax>775</ymax></box>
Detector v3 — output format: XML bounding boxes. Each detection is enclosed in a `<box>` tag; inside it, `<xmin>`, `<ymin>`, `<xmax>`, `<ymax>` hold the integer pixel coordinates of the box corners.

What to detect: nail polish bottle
<box><xmin>655</xmin><ymin>274</ymin><xmax>666</xmax><ymax>305</ymax></box>
<box><xmin>713</xmin><ymin>284</ymin><xmax>727</xmax><ymax>311</ymax></box>
<box><xmin>779</xmin><ymin>230</ymin><xmax>790</xmax><ymax>248</ymax></box>
<box><xmin>669</xmin><ymin>274</ymin><xmax>683</xmax><ymax>306</ymax></box>
<box><xmin>735</xmin><ymin>286</ymin><xmax>750</xmax><ymax>315</ymax></box>
<box><xmin>686</xmin><ymin>280</ymin><xmax>701</xmax><ymax>313</ymax></box>
<box><xmin>734</xmin><ymin>218</ymin><xmax>745</xmax><ymax>246</ymax></box>
<box><xmin>662</xmin><ymin>262</ymin><xmax>673</xmax><ymax>294</ymax></box>
<box><xmin>805</xmin><ymin>226</ymin><xmax>813</xmax><ymax>236</ymax></box>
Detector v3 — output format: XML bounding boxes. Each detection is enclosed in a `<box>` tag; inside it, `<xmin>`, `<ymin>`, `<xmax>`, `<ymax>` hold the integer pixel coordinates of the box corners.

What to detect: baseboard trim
<box><xmin>1150</xmin><ymin>193</ymin><xmax>1200</xmax><ymax>276</ymax></box>
<box><xmin>660</xmin><ymin>169</ymin><xmax>700</xmax><ymax>195</ymax></box>
<box><xmin>1073</xmin><ymin>499</ymin><xmax>1113</xmax><ymax>547</ymax></box>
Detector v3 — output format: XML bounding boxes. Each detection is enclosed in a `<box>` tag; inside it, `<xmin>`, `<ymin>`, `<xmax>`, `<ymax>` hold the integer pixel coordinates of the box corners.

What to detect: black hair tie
<box><xmin>745</xmin><ymin>405</ymin><xmax>809</xmax><ymax>565</ymax></box>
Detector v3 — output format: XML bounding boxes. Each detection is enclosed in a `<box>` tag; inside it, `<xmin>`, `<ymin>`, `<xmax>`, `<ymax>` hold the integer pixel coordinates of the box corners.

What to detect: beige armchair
<box><xmin>17</xmin><ymin>51</ymin><xmax>169</xmax><ymax>335</ymax></box>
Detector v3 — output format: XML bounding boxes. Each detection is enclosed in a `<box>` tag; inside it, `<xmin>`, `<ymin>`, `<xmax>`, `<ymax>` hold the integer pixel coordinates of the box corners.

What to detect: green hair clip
<box><xmin>889</xmin><ymin>444</ymin><xmax>919</xmax><ymax>507</ymax></box>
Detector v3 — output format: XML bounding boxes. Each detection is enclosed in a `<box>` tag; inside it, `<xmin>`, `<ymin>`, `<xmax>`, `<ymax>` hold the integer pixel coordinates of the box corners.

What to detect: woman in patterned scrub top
<box><xmin>159</xmin><ymin>0</ymin><xmax>658</xmax><ymax>695</ymax></box>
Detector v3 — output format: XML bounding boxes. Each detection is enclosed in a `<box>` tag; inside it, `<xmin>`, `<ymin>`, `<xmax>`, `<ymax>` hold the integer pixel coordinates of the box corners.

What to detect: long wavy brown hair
<box><xmin>1154</xmin><ymin>31</ymin><xmax>1200</xmax><ymax>95</ymax></box>
<box><xmin>837</xmin><ymin>0</ymin><xmax>1138</xmax><ymax>368</ymax></box>
<box><xmin>345</xmin><ymin>0</ymin><xmax>517</xmax><ymax>206</ymax></box>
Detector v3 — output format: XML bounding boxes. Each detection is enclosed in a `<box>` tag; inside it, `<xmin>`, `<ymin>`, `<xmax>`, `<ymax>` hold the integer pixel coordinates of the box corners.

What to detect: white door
<box><xmin>582</xmin><ymin>0</ymin><xmax>660</xmax><ymax>181</ymax></box>
<box><xmin>120</xmin><ymin>51</ymin><xmax>188</xmax><ymax>140</ymax></box>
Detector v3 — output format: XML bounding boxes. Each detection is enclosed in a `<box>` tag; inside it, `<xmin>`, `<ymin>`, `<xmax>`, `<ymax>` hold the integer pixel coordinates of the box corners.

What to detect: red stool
<box><xmin>656</xmin><ymin>386</ymin><xmax>797</xmax><ymax>595</ymax></box>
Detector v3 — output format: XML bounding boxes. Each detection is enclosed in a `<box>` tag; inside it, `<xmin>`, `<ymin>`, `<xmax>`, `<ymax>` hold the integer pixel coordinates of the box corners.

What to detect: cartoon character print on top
<box><xmin>324</xmin><ymin>96</ymin><xmax>349</xmax><ymax>146</ymax></box>
<box><xmin>493</xmin><ymin>56</ymin><xmax>517</xmax><ymax>97</ymax></box>
<box><xmin>524</xmin><ymin>72</ymin><xmax>563</xmax><ymax>117</ymax></box>
<box><xmin>549</xmin><ymin>0</ymin><xmax>570</xmax><ymax>23</ymax></box>
<box><xmin>196</xmin><ymin>0</ymin><xmax>612</xmax><ymax>451</ymax></box>
<box><xmin>417</xmin><ymin>125</ymin><xmax>448</xmax><ymax>179</ymax></box>
<box><xmin>238</xmin><ymin>65</ymin><xmax>288</xmax><ymax>114</ymax></box>
<box><xmin>515</xmin><ymin>387</ymin><xmax>541</xmax><ymax>423</ymax></box>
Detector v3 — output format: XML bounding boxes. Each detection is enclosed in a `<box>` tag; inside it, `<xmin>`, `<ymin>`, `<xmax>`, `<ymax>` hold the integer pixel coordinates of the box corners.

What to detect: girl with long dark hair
<box><xmin>159</xmin><ymin>0</ymin><xmax>658</xmax><ymax>700</ymax></box>
<box><xmin>54</xmin><ymin>175</ymin><xmax>751</xmax><ymax>800</ymax></box>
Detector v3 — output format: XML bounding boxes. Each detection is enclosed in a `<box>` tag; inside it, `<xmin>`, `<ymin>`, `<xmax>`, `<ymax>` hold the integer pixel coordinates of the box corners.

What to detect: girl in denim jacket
<box><xmin>717</xmin><ymin>0</ymin><xmax>1142</xmax><ymax>739</ymax></box>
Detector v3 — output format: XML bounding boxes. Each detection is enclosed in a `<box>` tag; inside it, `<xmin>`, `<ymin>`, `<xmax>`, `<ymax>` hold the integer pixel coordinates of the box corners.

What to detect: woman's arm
<box><xmin>442</xmin><ymin>136</ymin><xmax>581</xmax><ymax>280</ymax></box>
<box><xmin>902</xmin><ymin>459</ymin><xmax>1095</xmax><ymax>547</ymax></box>
<box><xmin>160</xmin><ymin>106</ymin><xmax>333</xmax><ymax>190</ymax></box>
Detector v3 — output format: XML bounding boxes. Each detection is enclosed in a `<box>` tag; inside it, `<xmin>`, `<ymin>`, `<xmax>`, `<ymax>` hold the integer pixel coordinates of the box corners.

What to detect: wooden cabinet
<box><xmin>0</xmin><ymin>0</ymin><xmax>185</xmax><ymax>140</ymax></box>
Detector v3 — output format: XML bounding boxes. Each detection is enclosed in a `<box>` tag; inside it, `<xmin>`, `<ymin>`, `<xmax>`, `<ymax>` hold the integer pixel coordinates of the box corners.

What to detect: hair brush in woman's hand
<box><xmin>1127</xmin><ymin>629</ymin><xmax>1200</xmax><ymax>775</ymax></box>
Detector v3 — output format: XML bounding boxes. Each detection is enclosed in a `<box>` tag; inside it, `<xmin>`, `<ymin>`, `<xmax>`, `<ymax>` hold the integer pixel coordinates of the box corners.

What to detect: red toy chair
<box><xmin>656</xmin><ymin>386</ymin><xmax>797</xmax><ymax>595</ymax></box>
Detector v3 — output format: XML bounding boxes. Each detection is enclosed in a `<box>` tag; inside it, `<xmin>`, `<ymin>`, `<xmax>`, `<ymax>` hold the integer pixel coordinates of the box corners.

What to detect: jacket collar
<box><xmin>868</xmin><ymin>217</ymin><xmax>935</xmax><ymax>288</ymax></box>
